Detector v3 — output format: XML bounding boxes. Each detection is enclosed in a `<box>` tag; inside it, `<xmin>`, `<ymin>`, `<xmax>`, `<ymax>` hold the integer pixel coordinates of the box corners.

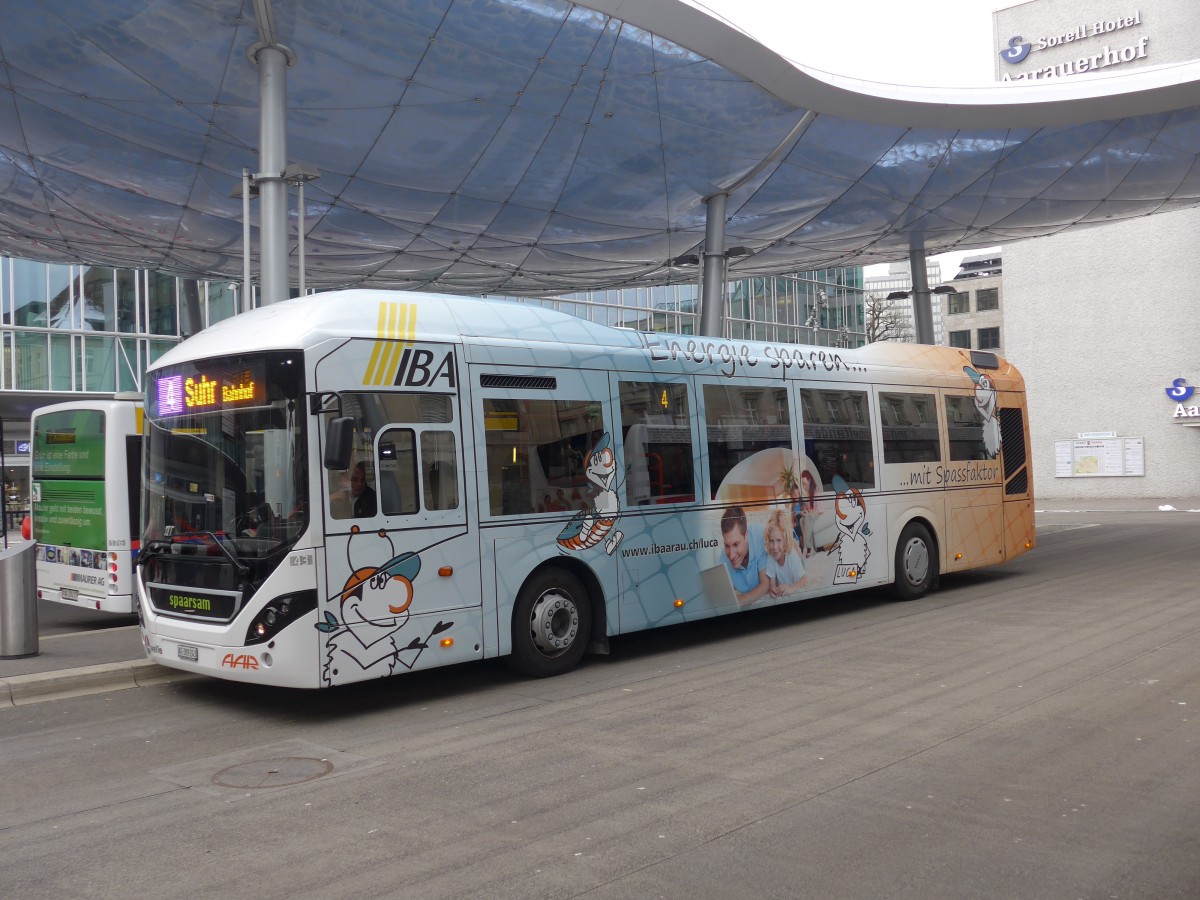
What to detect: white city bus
<box><xmin>136</xmin><ymin>291</ymin><xmax>1034</xmax><ymax>687</ymax></box>
<box><xmin>31</xmin><ymin>397</ymin><xmax>143</xmax><ymax>613</ymax></box>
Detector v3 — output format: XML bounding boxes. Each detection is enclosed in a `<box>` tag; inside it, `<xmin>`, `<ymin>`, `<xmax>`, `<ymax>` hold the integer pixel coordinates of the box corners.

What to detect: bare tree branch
<box><xmin>864</xmin><ymin>292</ymin><xmax>913</xmax><ymax>344</ymax></box>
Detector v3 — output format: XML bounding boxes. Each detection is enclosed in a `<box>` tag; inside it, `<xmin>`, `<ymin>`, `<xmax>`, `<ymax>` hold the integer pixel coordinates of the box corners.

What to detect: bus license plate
<box><xmin>60</xmin><ymin>588</ymin><xmax>79</xmax><ymax>602</ymax></box>
<box><xmin>177</xmin><ymin>644</ymin><xmax>199</xmax><ymax>663</ymax></box>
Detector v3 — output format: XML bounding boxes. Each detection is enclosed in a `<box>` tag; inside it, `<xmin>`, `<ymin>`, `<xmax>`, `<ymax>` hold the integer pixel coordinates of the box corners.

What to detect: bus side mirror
<box><xmin>324</xmin><ymin>417</ymin><xmax>354</xmax><ymax>470</ymax></box>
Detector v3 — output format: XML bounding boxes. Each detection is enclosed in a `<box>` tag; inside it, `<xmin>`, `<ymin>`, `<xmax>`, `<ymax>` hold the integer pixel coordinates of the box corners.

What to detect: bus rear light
<box><xmin>110</xmin><ymin>552</ymin><xmax>118</xmax><ymax>563</ymax></box>
<box><xmin>440</xmin><ymin>637</ymin><xmax>454</xmax><ymax>648</ymax></box>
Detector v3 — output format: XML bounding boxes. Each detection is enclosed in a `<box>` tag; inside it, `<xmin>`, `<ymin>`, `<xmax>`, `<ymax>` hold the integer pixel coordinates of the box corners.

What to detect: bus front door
<box><xmin>313</xmin><ymin>337</ymin><xmax>483</xmax><ymax>687</ymax></box>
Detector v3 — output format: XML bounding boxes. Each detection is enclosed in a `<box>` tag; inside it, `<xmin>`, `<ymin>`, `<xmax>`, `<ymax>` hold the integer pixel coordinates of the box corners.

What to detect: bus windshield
<box><xmin>142</xmin><ymin>351</ymin><xmax>308</xmax><ymax>578</ymax></box>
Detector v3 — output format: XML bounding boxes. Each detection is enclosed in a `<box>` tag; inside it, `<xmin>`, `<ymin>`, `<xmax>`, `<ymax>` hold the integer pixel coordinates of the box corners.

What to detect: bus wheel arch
<box><xmin>506</xmin><ymin>560</ymin><xmax>605</xmax><ymax>677</ymax></box>
<box><xmin>891</xmin><ymin>517</ymin><xmax>939</xmax><ymax>601</ymax></box>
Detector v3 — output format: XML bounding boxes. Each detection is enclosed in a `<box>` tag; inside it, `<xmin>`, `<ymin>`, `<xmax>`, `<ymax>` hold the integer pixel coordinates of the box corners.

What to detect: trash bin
<box><xmin>0</xmin><ymin>540</ymin><xmax>38</xmax><ymax>658</ymax></box>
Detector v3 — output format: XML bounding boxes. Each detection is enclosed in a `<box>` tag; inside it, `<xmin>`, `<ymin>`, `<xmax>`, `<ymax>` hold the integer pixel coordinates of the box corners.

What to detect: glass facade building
<box><xmin>0</xmin><ymin>259</ymin><xmax>242</xmax><ymax>515</ymax></box>
<box><xmin>1</xmin><ymin>258</ymin><xmax>240</xmax><ymax>394</ymax></box>
<box><xmin>541</xmin><ymin>267</ymin><xmax>866</xmax><ymax>348</ymax></box>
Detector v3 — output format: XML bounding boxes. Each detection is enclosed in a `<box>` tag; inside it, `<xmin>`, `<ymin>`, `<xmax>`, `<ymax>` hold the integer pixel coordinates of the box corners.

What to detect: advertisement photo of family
<box><xmin>703</xmin><ymin>446</ymin><xmax>876</xmax><ymax>608</ymax></box>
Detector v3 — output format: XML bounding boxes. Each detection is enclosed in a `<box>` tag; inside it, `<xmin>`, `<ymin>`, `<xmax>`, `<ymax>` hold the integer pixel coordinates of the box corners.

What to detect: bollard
<box><xmin>0</xmin><ymin>541</ymin><xmax>38</xmax><ymax>658</ymax></box>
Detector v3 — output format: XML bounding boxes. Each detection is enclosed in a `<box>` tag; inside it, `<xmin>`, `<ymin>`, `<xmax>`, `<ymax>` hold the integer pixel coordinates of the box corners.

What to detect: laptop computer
<box><xmin>699</xmin><ymin>562</ymin><xmax>737</xmax><ymax>607</ymax></box>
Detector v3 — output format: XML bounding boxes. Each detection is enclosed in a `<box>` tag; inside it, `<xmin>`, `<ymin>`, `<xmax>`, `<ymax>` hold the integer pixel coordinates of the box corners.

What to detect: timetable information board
<box><xmin>1054</xmin><ymin>437</ymin><xmax>1144</xmax><ymax>477</ymax></box>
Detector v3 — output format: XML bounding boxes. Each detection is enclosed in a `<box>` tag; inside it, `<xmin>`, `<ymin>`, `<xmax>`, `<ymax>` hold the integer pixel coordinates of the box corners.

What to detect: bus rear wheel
<box><xmin>892</xmin><ymin>522</ymin><xmax>937</xmax><ymax>601</ymax></box>
<box><xmin>508</xmin><ymin>568</ymin><xmax>592</xmax><ymax>677</ymax></box>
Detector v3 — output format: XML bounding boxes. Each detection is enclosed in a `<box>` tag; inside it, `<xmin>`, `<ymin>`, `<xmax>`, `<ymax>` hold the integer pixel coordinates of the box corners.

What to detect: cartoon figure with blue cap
<box><xmin>317</xmin><ymin>526</ymin><xmax>451</xmax><ymax>684</ymax></box>
<box><xmin>557</xmin><ymin>432</ymin><xmax>623</xmax><ymax>555</ymax></box>
<box><xmin>964</xmin><ymin>365</ymin><xmax>1002</xmax><ymax>459</ymax></box>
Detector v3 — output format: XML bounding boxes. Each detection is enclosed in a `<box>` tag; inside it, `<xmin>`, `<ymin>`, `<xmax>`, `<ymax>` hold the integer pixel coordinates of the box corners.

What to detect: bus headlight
<box><xmin>244</xmin><ymin>590</ymin><xmax>318</xmax><ymax>645</ymax></box>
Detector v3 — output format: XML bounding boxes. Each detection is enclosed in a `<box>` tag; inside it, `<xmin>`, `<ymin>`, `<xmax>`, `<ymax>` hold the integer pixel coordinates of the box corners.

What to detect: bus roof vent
<box><xmin>479</xmin><ymin>374</ymin><xmax>558</xmax><ymax>390</ymax></box>
<box><xmin>970</xmin><ymin>350</ymin><xmax>1000</xmax><ymax>370</ymax></box>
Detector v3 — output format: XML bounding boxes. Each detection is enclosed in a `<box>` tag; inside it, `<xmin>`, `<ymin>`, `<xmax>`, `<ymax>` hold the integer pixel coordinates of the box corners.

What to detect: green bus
<box><xmin>31</xmin><ymin>398</ymin><xmax>143</xmax><ymax>613</ymax></box>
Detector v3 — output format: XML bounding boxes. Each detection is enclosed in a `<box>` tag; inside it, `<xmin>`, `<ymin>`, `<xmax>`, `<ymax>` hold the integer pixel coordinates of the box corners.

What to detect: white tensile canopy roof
<box><xmin>1</xmin><ymin>0</ymin><xmax>1198</xmax><ymax>295</ymax></box>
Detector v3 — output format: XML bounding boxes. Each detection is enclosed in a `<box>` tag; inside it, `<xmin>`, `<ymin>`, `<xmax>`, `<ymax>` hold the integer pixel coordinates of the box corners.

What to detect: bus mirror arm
<box><xmin>200</xmin><ymin>531</ymin><xmax>250</xmax><ymax>578</ymax></box>
<box><xmin>309</xmin><ymin>392</ymin><xmax>342</xmax><ymax>416</ymax></box>
<box><xmin>138</xmin><ymin>538</ymin><xmax>174</xmax><ymax>569</ymax></box>
<box><xmin>324</xmin><ymin>416</ymin><xmax>355</xmax><ymax>470</ymax></box>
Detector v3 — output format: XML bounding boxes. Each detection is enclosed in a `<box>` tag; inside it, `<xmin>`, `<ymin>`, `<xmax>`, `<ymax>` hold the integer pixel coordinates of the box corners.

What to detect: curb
<box><xmin>0</xmin><ymin>659</ymin><xmax>197</xmax><ymax>708</ymax></box>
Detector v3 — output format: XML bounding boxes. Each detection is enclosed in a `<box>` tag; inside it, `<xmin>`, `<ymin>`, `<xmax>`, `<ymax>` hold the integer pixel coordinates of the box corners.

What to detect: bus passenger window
<box><xmin>619</xmin><ymin>381</ymin><xmax>695</xmax><ymax>505</ymax></box>
<box><xmin>880</xmin><ymin>392</ymin><xmax>941</xmax><ymax>464</ymax></box>
<box><xmin>421</xmin><ymin>431</ymin><xmax>459</xmax><ymax>510</ymax></box>
<box><xmin>703</xmin><ymin>384</ymin><xmax>792</xmax><ymax>500</ymax></box>
<box><xmin>377</xmin><ymin>429</ymin><xmax>419</xmax><ymax>515</ymax></box>
<box><xmin>945</xmin><ymin>394</ymin><xmax>990</xmax><ymax>461</ymax></box>
<box><xmin>482</xmin><ymin>398</ymin><xmax>603</xmax><ymax>517</ymax></box>
<box><xmin>800</xmin><ymin>388</ymin><xmax>875</xmax><ymax>490</ymax></box>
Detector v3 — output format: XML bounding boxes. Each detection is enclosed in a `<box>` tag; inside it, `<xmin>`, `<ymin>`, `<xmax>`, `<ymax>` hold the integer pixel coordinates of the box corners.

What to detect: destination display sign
<box><xmin>154</xmin><ymin>361</ymin><xmax>265</xmax><ymax>416</ymax></box>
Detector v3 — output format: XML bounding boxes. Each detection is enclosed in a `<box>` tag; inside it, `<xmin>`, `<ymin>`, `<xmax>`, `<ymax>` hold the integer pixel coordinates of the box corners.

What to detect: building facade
<box><xmin>944</xmin><ymin>253</ymin><xmax>1005</xmax><ymax>357</ymax></box>
<box><xmin>995</xmin><ymin>0</ymin><xmax>1200</xmax><ymax>499</ymax></box>
<box><xmin>0</xmin><ymin>259</ymin><xmax>245</xmax><ymax>514</ymax></box>
<box><xmin>994</xmin><ymin>0</ymin><xmax>1197</xmax><ymax>82</ymax></box>
<box><xmin>559</xmin><ymin>269</ymin><xmax>866</xmax><ymax>349</ymax></box>
<box><xmin>864</xmin><ymin>261</ymin><xmax>945</xmax><ymax>345</ymax></box>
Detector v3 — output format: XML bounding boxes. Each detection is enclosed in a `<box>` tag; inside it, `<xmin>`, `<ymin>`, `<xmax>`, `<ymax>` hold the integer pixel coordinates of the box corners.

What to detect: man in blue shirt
<box><xmin>720</xmin><ymin>505</ymin><xmax>770</xmax><ymax>606</ymax></box>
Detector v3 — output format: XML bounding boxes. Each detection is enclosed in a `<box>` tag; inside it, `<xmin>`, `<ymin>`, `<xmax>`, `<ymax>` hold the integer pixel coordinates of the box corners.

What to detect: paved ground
<box><xmin>2</xmin><ymin>499</ymin><xmax>1199</xmax><ymax>897</ymax></box>
<box><xmin>0</xmin><ymin>532</ymin><xmax>175</xmax><ymax>703</ymax></box>
<box><xmin>3</xmin><ymin>497</ymin><xmax>1198</xmax><ymax>697</ymax></box>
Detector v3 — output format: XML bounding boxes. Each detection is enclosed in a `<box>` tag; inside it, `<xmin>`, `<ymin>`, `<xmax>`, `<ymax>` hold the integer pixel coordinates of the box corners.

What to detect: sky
<box><xmin>693</xmin><ymin>0</ymin><xmax>1012</xmax><ymax>276</ymax></box>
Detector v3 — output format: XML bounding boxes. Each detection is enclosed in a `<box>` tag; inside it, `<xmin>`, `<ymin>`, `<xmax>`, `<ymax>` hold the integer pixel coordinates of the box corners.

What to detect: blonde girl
<box><xmin>764</xmin><ymin>507</ymin><xmax>807</xmax><ymax>596</ymax></box>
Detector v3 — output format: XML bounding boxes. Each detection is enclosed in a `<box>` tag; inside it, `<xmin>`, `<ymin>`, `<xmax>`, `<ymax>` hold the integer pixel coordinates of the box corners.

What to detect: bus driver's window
<box><xmin>324</xmin><ymin>394</ymin><xmax>379</xmax><ymax>520</ymax></box>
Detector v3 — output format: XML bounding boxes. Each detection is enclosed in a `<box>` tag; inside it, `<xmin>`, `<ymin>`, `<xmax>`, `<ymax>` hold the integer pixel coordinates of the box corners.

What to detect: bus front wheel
<box><xmin>892</xmin><ymin>522</ymin><xmax>937</xmax><ymax>601</ymax></box>
<box><xmin>508</xmin><ymin>568</ymin><xmax>592</xmax><ymax>677</ymax></box>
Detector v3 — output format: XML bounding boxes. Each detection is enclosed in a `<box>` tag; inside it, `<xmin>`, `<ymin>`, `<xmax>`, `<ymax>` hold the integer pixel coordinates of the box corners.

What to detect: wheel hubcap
<box><xmin>530</xmin><ymin>590</ymin><xmax>579</xmax><ymax>657</ymax></box>
<box><xmin>902</xmin><ymin>537</ymin><xmax>929</xmax><ymax>585</ymax></box>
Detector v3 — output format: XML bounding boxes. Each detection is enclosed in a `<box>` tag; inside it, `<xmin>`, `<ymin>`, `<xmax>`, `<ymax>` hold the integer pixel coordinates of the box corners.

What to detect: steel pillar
<box><xmin>253</xmin><ymin>43</ymin><xmax>291</xmax><ymax>306</ymax></box>
<box><xmin>698</xmin><ymin>192</ymin><xmax>728</xmax><ymax>337</ymax></box>
<box><xmin>908</xmin><ymin>244</ymin><xmax>935</xmax><ymax>345</ymax></box>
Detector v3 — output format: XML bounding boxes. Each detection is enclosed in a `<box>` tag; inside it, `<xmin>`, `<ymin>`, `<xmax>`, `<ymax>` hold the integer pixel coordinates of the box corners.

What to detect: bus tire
<box><xmin>891</xmin><ymin>522</ymin><xmax>937</xmax><ymax>601</ymax></box>
<box><xmin>508</xmin><ymin>567</ymin><xmax>592</xmax><ymax>677</ymax></box>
